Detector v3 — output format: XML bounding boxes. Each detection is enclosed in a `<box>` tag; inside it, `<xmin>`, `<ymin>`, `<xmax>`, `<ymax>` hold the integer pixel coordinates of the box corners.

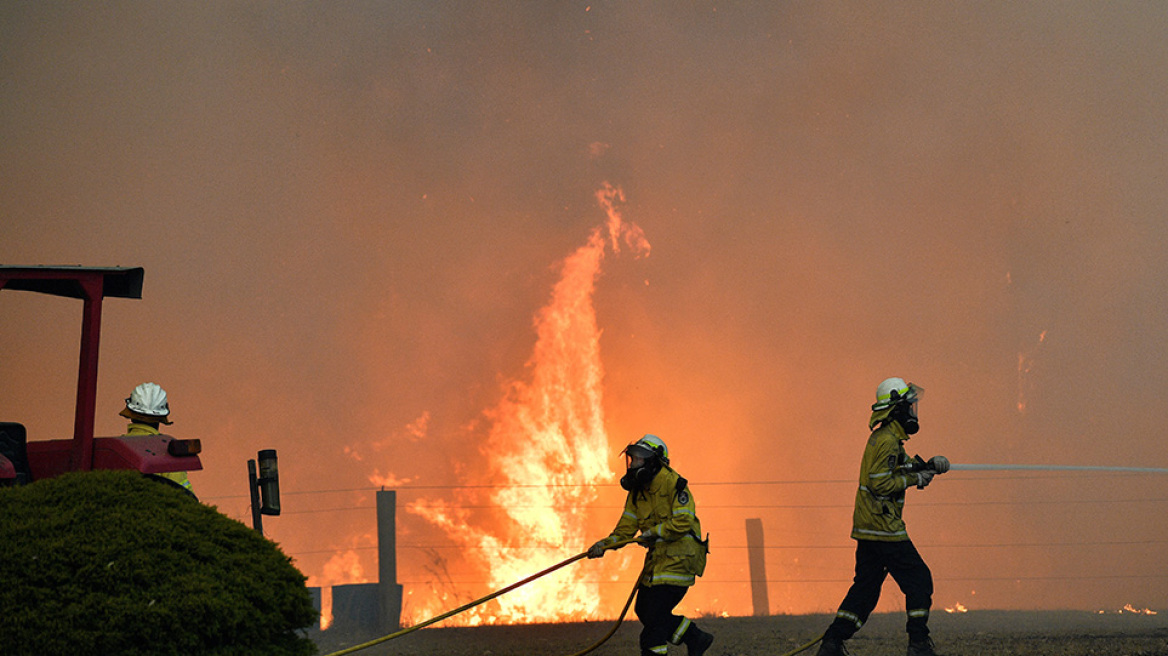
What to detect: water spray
<box><xmin>950</xmin><ymin>464</ymin><xmax>1168</xmax><ymax>474</ymax></box>
<box><xmin>904</xmin><ymin>455</ymin><xmax>1168</xmax><ymax>475</ymax></box>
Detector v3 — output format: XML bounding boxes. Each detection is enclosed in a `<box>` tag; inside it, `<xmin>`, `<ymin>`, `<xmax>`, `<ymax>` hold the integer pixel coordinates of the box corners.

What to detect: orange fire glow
<box><xmin>1016</xmin><ymin>329</ymin><xmax>1047</xmax><ymax>413</ymax></box>
<box><xmin>309</xmin><ymin>549</ymin><xmax>372</xmax><ymax>630</ymax></box>
<box><xmin>406</xmin><ymin>183</ymin><xmax>649</xmax><ymax>625</ymax></box>
<box><xmin>1096</xmin><ymin>605</ymin><xmax>1158</xmax><ymax>615</ymax></box>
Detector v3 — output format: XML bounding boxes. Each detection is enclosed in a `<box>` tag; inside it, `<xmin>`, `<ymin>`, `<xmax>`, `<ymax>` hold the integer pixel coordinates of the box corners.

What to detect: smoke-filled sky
<box><xmin>3</xmin><ymin>2</ymin><xmax>1167</xmax><ymax>619</ymax></box>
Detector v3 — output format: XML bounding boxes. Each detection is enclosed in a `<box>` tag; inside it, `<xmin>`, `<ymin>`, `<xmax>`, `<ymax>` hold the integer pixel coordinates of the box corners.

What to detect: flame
<box><xmin>1097</xmin><ymin>605</ymin><xmax>1158</xmax><ymax>615</ymax></box>
<box><xmin>1016</xmin><ymin>329</ymin><xmax>1047</xmax><ymax>413</ymax></box>
<box><xmin>308</xmin><ymin>549</ymin><xmax>372</xmax><ymax>630</ymax></box>
<box><xmin>408</xmin><ymin>183</ymin><xmax>649</xmax><ymax>625</ymax></box>
<box><xmin>319</xmin><ymin>588</ymin><xmax>333</xmax><ymax>630</ymax></box>
<box><xmin>1016</xmin><ymin>352</ymin><xmax>1030</xmax><ymax>413</ymax></box>
<box><xmin>347</xmin><ymin>412</ymin><xmax>429</xmax><ymax>485</ymax></box>
<box><xmin>368</xmin><ymin>471</ymin><xmax>415</xmax><ymax>487</ymax></box>
<box><xmin>945</xmin><ymin>602</ymin><xmax>969</xmax><ymax>614</ymax></box>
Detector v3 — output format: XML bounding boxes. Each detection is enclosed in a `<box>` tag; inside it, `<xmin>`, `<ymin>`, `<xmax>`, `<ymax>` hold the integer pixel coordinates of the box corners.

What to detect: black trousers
<box><xmin>634</xmin><ymin>584</ymin><xmax>690</xmax><ymax>654</ymax></box>
<box><xmin>825</xmin><ymin>539</ymin><xmax>933</xmax><ymax>642</ymax></box>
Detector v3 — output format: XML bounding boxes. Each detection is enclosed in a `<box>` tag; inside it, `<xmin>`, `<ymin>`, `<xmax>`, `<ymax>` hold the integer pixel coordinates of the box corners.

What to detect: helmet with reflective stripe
<box><xmin>872</xmin><ymin>377</ymin><xmax>921</xmax><ymax>411</ymax></box>
<box><xmin>869</xmin><ymin>377</ymin><xmax>923</xmax><ymax>430</ymax></box>
<box><xmin>626</xmin><ymin>433</ymin><xmax>669</xmax><ymax>465</ymax></box>
<box><xmin>120</xmin><ymin>382</ymin><xmax>173</xmax><ymax>425</ymax></box>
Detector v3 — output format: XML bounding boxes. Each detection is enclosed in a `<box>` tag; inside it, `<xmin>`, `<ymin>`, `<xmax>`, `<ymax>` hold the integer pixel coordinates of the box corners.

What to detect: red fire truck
<box><xmin>0</xmin><ymin>266</ymin><xmax>202</xmax><ymax>490</ymax></box>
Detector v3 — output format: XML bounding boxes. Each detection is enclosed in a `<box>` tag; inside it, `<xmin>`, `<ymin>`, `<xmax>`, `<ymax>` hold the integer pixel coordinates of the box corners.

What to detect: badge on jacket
<box><xmin>677</xmin><ymin>490</ymin><xmax>689</xmax><ymax>505</ymax></box>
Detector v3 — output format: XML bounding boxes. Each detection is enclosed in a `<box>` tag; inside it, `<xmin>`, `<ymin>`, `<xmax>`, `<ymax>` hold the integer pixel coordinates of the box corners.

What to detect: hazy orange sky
<box><xmin>2</xmin><ymin>3</ymin><xmax>1167</xmax><ymax>620</ymax></box>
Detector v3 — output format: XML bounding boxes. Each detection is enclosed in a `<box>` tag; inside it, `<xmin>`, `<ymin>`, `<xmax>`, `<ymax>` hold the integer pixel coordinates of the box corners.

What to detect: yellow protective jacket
<box><xmin>598</xmin><ymin>465</ymin><xmax>708</xmax><ymax>586</ymax></box>
<box><xmin>851</xmin><ymin>420</ymin><xmax>915</xmax><ymax>542</ymax></box>
<box><xmin>125</xmin><ymin>422</ymin><xmax>193</xmax><ymax>492</ymax></box>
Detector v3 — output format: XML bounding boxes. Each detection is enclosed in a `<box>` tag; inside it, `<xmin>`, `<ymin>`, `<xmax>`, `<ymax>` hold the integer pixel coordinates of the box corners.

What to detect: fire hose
<box><xmin>321</xmin><ymin>536</ymin><xmax>646</xmax><ymax>656</ymax></box>
<box><xmin>324</xmin><ymin>462</ymin><xmax>1168</xmax><ymax>656</ymax></box>
<box><xmin>777</xmin><ymin>634</ymin><xmax>825</xmax><ymax>656</ymax></box>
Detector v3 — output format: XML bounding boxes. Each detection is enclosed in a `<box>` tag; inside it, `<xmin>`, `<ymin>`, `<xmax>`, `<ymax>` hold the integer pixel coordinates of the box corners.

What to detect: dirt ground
<box><xmin>312</xmin><ymin>610</ymin><xmax>1168</xmax><ymax>656</ymax></box>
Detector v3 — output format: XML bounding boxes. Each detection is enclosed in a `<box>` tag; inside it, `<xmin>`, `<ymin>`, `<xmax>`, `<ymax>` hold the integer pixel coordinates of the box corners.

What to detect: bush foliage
<box><xmin>0</xmin><ymin>470</ymin><xmax>317</xmax><ymax>656</ymax></box>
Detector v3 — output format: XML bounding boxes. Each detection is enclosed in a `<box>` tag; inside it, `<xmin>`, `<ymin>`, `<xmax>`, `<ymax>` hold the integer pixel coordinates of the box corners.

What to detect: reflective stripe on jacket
<box><xmin>125</xmin><ymin>422</ymin><xmax>193</xmax><ymax>491</ymax></box>
<box><xmin>600</xmin><ymin>465</ymin><xmax>707</xmax><ymax>586</ymax></box>
<box><xmin>851</xmin><ymin>421</ymin><xmax>913</xmax><ymax>542</ymax></box>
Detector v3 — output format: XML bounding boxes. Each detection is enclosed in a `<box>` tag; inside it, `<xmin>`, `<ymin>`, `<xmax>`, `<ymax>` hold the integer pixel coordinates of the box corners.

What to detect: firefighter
<box><xmin>816</xmin><ymin>378</ymin><xmax>949</xmax><ymax>656</ymax></box>
<box><xmin>120</xmin><ymin>382</ymin><xmax>193</xmax><ymax>494</ymax></box>
<box><xmin>587</xmin><ymin>434</ymin><xmax>713</xmax><ymax>656</ymax></box>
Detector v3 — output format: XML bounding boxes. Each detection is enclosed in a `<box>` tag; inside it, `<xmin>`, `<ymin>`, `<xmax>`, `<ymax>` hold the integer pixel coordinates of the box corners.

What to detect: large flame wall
<box><xmin>406</xmin><ymin>184</ymin><xmax>650</xmax><ymax>624</ymax></box>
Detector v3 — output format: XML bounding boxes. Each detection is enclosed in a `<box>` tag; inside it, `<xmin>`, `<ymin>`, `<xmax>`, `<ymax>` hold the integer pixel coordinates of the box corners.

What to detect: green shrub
<box><xmin>0</xmin><ymin>470</ymin><xmax>318</xmax><ymax>656</ymax></box>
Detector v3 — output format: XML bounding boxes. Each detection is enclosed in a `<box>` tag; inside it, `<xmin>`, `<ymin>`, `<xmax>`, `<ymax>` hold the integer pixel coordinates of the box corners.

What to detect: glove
<box><xmin>915</xmin><ymin>470</ymin><xmax>935</xmax><ymax>489</ymax></box>
<box><xmin>929</xmin><ymin>455</ymin><xmax>950</xmax><ymax>474</ymax></box>
<box><xmin>638</xmin><ymin>529</ymin><xmax>660</xmax><ymax>546</ymax></box>
<box><xmin>587</xmin><ymin>540</ymin><xmax>608</xmax><ymax>559</ymax></box>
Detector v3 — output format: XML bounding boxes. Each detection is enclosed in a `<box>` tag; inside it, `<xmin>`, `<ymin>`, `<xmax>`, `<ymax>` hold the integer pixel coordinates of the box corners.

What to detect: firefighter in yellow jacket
<box><xmin>120</xmin><ymin>382</ymin><xmax>193</xmax><ymax>495</ymax></box>
<box><xmin>816</xmin><ymin>378</ymin><xmax>949</xmax><ymax>656</ymax></box>
<box><xmin>588</xmin><ymin>434</ymin><xmax>713</xmax><ymax>656</ymax></box>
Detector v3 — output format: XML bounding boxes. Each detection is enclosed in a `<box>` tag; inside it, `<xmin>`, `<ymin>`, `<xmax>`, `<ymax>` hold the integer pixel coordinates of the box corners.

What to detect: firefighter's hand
<box><xmin>915</xmin><ymin>471</ymin><xmax>935</xmax><ymax>489</ymax></box>
<box><xmin>929</xmin><ymin>455</ymin><xmax>950</xmax><ymax>474</ymax></box>
<box><xmin>587</xmin><ymin>540</ymin><xmax>608</xmax><ymax>559</ymax></box>
<box><xmin>638</xmin><ymin>529</ymin><xmax>659</xmax><ymax>546</ymax></box>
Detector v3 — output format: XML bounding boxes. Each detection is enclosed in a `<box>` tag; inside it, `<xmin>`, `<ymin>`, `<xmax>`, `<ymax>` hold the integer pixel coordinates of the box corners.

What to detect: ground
<box><xmin>312</xmin><ymin>611</ymin><xmax>1168</xmax><ymax>656</ymax></box>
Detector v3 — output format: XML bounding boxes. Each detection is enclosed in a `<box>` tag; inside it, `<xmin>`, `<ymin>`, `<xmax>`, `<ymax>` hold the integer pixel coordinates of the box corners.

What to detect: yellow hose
<box><xmin>778</xmin><ymin>634</ymin><xmax>824</xmax><ymax>656</ymax></box>
<box><xmin>321</xmin><ymin>537</ymin><xmax>642</xmax><ymax>656</ymax></box>
<box><xmin>564</xmin><ymin>571</ymin><xmax>642</xmax><ymax>656</ymax></box>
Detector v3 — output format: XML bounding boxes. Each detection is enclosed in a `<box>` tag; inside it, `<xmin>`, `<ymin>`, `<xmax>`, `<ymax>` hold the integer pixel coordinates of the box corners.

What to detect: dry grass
<box><xmin>313</xmin><ymin>611</ymin><xmax>1168</xmax><ymax>656</ymax></box>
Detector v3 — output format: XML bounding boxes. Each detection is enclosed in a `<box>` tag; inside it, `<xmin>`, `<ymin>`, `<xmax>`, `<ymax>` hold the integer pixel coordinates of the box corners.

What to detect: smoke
<box><xmin>3</xmin><ymin>2</ymin><xmax>1168</xmax><ymax>617</ymax></box>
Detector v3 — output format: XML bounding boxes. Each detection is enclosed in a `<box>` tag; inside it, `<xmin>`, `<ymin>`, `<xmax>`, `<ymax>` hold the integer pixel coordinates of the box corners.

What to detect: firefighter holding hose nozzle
<box><xmin>587</xmin><ymin>434</ymin><xmax>714</xmax><ymax>656</ymax></box>
<box><xmin>816</xmin><ymin>378</ymin><xmax>950</xmax><ymax>656</ymax></box>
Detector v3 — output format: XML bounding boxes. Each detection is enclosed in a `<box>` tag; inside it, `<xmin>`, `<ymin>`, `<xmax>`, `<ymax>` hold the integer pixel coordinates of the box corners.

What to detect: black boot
<box><xmin>906</xmin><ymin>636</ymin><xmax>937</xmax><ymax>656</ymax></box>
<box><xmin>683</xmin><ymin>625</ymin><xmax>715</xmax><ymax>656</ymax></box>
<box><xmin>816</xmin><ymin>636</ymin><xmax>850</xmax><ymax>656</ymax></box>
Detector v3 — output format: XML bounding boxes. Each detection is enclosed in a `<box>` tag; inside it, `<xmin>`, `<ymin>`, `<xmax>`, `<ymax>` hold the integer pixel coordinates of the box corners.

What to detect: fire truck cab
<box><xmin>0</xmin><ymin>266</ymin><xmax>202</xmax><ymax>489</ymax></box>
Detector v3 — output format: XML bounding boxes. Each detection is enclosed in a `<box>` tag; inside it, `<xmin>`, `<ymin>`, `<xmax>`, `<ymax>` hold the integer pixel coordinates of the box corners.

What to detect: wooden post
<box><xmin>745</xmin><ymin>518</ymin><xmax>769</xmax><ymax>616</ymax></box>
<box><xmin>377</xmin><ymin>489</ymin><xmax>404</xmax><ymax>631</ymax></box>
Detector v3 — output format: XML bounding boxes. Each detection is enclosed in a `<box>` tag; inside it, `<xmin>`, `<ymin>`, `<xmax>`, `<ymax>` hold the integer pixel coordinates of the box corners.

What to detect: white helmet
<box><xmin>121</xmin><ymin>382</ymin><xmax>172</xmax><ymax>424</ymax></box>
<box><xmin>625</xmin><ymin>433</ymin><xmax>669</xmax><ymax>465</ymax></box>
<box><xmin>872</xmin><ymin>377</ymin><xmax>921</xmax><ymax>411</ymax></box>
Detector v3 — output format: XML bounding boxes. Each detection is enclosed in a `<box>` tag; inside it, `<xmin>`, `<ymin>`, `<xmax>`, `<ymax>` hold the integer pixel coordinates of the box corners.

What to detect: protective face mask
<box><xmin>620</xmin><ymin>462</ymin><xmax>659</xmax><ymax>491</ymax></box>
<box><xmin>891</xmin><ymin>403</ymin><xmax>920</xmax><ymax>434</ymax></box>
